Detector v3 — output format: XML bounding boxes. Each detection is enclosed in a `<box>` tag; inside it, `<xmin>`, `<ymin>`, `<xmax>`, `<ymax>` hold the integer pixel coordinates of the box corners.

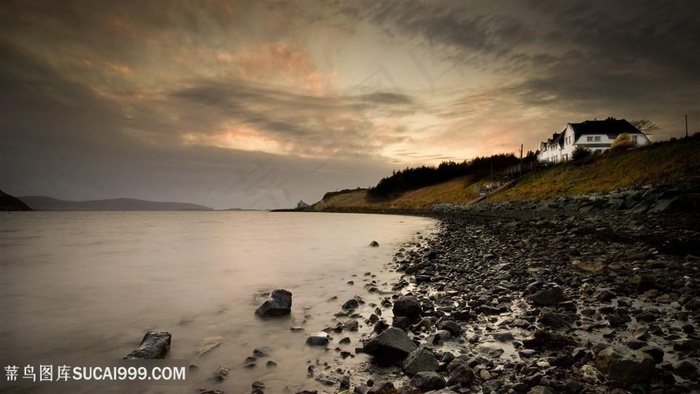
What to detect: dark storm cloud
<box><xmin>340</xmin><ymin>0</ymin><xmax>699</xmax><ymax>136</ymax></box>
<box><xmin>338</xmin><ymin>0</ymin><xmax>534</xmax><ymax>60</ymax></box>
<box><xmin>0</xmin><ymin>40</ymin><xmax>132</xmax><ymax>151</ymax></box>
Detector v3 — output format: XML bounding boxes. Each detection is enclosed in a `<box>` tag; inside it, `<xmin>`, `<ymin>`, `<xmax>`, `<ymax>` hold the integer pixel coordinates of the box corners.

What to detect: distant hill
<box><xmin>0</xmin><ymin>189</ymin><xmax>32</xmax><ymax>211</ymax></box>
<box><xmin>18</xmin><ymin>196</ymin><xmax>213</xmax><ymax>211</ymax></box>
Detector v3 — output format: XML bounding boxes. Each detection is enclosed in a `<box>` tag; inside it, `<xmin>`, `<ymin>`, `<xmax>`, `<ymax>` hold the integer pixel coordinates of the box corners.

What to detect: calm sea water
<box><xmin>0</xmin><ymin>211</ymin><xmax>435</xmax><ymax>393</ymax></box>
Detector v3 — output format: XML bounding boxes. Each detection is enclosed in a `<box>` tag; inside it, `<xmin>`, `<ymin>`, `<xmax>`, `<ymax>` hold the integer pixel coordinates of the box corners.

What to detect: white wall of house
<box><xmin>559</xmin><ymin>124</ymin><xmax>576</xmax><ymax>161</ymax></box>
<box><xmin>537</xmin><ymin>140</ymin><xmax>558</xmax><ymax>163</ymax></box>
<box><xmin>538</xmin><ymin>124</ymin><xmax>652</xmax><ymax>163</ymax></box>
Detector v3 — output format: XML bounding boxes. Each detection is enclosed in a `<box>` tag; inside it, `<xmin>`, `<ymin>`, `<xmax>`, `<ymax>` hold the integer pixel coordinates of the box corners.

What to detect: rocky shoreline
<box><xmin>278</xmin><ymin>183</ymin><xmax>698</xmax><ymax>394</ymax></box>
<box><xmin>368</xmin><ymin>207</ymin><xmax>699</xmax><ymax>394</ymax></box>
<box><xmin>189</xmin><ymin>181</ymin><xmax>699</xmax><ymax>394</ymax></box>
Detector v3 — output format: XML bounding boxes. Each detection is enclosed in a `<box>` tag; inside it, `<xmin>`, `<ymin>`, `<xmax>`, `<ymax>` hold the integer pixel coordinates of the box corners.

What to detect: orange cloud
<box><xmin>106</xmin><ymin>62</ymin><xmax>131</xmax><ymax>75</ymax></box>
<box><xmin>181</xmin><ymin>124</ymin><xmax>284</xmax><ymax>155</ymax></box>
<box><xmin>218</xmin><ymin>42</ymin><xmax>335</xmax><ymax>94</ymax></box>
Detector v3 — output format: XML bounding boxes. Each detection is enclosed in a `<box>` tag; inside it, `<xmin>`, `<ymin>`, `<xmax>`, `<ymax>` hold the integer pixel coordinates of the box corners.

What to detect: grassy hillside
<box><xmin>313</xmin><ymin>176</ymin><xmax>482</xmax><ymax>212</ymax></box>
<box><xmin>489</xmin><ymin>136</ymin><xmax>700</xmax><ymax>202</ymax></box>
<box><xmin>313</xmin><ymin>136</ymin><xmax>700</xmax><ymax>212</ymax></box>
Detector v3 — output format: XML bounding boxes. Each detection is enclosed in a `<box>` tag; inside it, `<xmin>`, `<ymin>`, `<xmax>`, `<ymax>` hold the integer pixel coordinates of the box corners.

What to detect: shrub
<box><xmin>611</xmin><ymin>133</ymin><xmax>635</xmax><ymax>151</ymax></box>
<box><xmin>572</xmin><ymin>146</ymin><xmax>592</xmax><ymax>161</ymax></box>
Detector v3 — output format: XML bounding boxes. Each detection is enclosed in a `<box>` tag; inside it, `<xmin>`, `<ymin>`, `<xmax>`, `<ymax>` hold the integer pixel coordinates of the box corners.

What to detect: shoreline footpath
<box><xmin>272</xmin><ymin>199</ymin><xmax>699</xmax><ymax>393</ymax></box>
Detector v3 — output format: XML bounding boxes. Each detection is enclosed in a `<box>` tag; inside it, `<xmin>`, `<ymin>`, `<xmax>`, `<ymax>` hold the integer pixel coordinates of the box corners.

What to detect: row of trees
<box><xmin>368</xmin><ymin>153</ymin><xmax>536</xmax><ymax>198</ymax></box>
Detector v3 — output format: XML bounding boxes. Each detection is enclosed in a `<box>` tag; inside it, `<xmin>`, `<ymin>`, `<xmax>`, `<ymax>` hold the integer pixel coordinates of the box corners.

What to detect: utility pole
<box><xmin>686</xmin><ymin>114</ymin><xmax>689</xmax><ymax>138</ymax></box>
<box><xmin>519</xmin><ymin>144</ymin><xmax>523</xmax><ymax>178</ymax></box>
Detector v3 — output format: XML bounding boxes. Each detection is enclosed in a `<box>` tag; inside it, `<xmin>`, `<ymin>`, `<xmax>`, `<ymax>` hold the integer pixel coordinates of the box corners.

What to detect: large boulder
<box><xmin>595</xmin><ymin>346</ymin><xmax>655</xmax><ymax>385</ymax></box>
<box><xmin>125</xmin><ymin>331</ymin><xmax>171</xmax><ymax>359</ymax></box>
<box><xmin>363</xmin><ymin>327</ymin><xmax>417</xmax><ymax>365</ymax></box>
<box><xmin>403</xmin><ymin>347</ymin><xmax>439</xmax><ymax>375</ymax></box>
<box><xmin>392</xmin><ymin>296</ymin><xmax>422</xmax><ymax>322</ymax></box>
<box><xmin>255</xmin><ymin>289</ymin><xmax>292</xmax><ymax>317</ymax></box>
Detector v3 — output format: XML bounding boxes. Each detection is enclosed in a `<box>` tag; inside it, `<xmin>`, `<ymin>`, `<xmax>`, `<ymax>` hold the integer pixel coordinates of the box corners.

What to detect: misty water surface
<box><xmin>0</xmin><ymin>211</ymin><xmax>435</xmax><ymax>393</ymax></box>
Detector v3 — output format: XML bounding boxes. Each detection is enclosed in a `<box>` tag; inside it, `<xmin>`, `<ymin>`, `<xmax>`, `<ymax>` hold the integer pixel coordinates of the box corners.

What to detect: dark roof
<box><xmin>570</xmin><ymin>118</ymin><xmax>642</xmax><ymax>139</ymax></box>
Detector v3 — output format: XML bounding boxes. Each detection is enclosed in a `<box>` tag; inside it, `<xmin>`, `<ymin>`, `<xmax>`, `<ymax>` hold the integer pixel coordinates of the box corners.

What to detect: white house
<box><xmin>538</xmin><ymin>118</ymin><xmax>651</xmax><ymax>163</ymax></box>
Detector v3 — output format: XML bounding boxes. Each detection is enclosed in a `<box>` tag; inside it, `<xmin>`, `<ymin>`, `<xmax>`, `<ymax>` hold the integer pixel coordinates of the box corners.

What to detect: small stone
<box><xmin>306</xmin><ymin>332</ymin><xmax>330</xmax><ymax>347</ymax></box>
<box><xmin>673</xmin><ymin>359</ymin><xmax>699</xmax><ymax>378</ymax></box>
<box><xmin>125</xmin><ymin>331</ymin><xmax>172</xmax><ymax>359</ymax></box>
<box><xmin>392</xmin><ymin>296</ymin><xmax>422</xmax><ymax>322</ymax></box>
<box><xmin>410</xmin><ymin>371</ymin><xmax>446</xmax><ymax>392</ymax></box>
<box><xmin>362</xmin><ymin>327</ymin><xmax>418</xmax><ymax>365</ymax></box>
<box><xmin>595</xmin><ymin>346</ymin><xmax>655</xmax><ymax>385</ymax></box>
<box><xmin>213</xmin><ymin>366</ymin><xmax>230</xmax><ymax>381</ymax></box>
<box><xmin>253</xmin><ymin>346</ymin><xmax>273</xmax><ymax>357</ymax></box>
<box><xmin>403</xmin><ymin>347</ymin><xmax>439</xmax><ymax>375</ymax></box>
<box><xmin>639</xmin><ymin>345</ymin><xmax>664</xmax><ymax>363</ymax></box>
<box><xmin>528</xmin><ymin>286</ymin><xmax>567</xmax><ymax>306</ymax></box>
<box><xmin>492</xmin><ymin>330</ymin><xmax>514</xmax><ymax>342</ymax></box>
<box><xmin>255</xmin><ymin>289</ymin><xmax>293</xmax><ymax>318</ymax></box>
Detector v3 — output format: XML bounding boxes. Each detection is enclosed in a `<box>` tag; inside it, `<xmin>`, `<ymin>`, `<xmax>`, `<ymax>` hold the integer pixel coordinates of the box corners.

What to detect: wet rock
<box><xmin>475</xmin><ymin>344</ymin><xmax>504</xmax><ymax>358</ymax></box>
<box><xmin>343</xmin><ymin>320</ymin><xmax>359</xmax><ymax>331</ymax></box>
<box><xmin>342</xmin><ymin>298</ymin><xmax>360</xmax><ymax>310</ymax></box>
<box><xmin>392</xmin><ymin>296</ymin><xmax>422</xmax><ymax>322</ymax></box>
<box><xmin>409</xmin><ymin>371</ymin><xmax>446</xmax><ymax>392</ymax></box>
<box><xmin>595</xmin><ymin>346</ymin><xmax>655</xmax><ymax>385</ymax></box>
<box><xmin>306</xmin><ymin>332</ymin><xmax>330</xmax><ymax>347</ymax></box>
<box><xmin>672</xmin><ymin>337</ymin><xmax>700</xmax><ymax>351</ymax></box>
<box><xmin>243</xmin><ymin>356</ymin><xmax>257</xmax><ymax>368</ymax></box>
<box><xmin>369</xmin><ymin>241</ymin><xmax>380</xmax><ymax>247</ymax></box>
<box><xmin>491</xmin><ymin>330</ymin><xmax>514</xmax><ymax>342</ymax></box>
<box><xmin>437</xmin><ymin>320</ymin><xmax>461</xmax><ymax>336</ymax></box>
<box><xmin>363</xmin><ymin>327</ymin><xmax>418</xmax><ymax>365</ymax></box>
<box><xmin>255</xmin><ymin>289</ymin><xmax>292</xmax><ymax>317</ymax></box>
<box><xmin>673</xmin><ymin>359</ymin><xmax>699</xmax><ymax>378</ymax></box>
<box><xmin>538</xmin><ymin>311</ymin><xmax>571</xmax><ymax>328</ymax></box>
<box><xmin>125</xmin><ymin>331</ymin><xmax>171</xmax><ymax>359</ymax></box>
<box><xmin>373</xmin><ymin>320</ymin><xmax>390</xmax><ymax>334</ymax></box>
<box><xmin>392</xmin><ymin>316</ymin><xmax>412</xmax><ymax>331</ymax></box>
<box><xmin>522</xmin><ymin>330</ymin><xmax>577</xmax><ymax>350</ymax></box>
<box><xmin>253</xmin><ymin>346</ymin><xmax>273</xmax><ymax>357</ymax></box>
<box><xmin>639</xmin><ymin>345</ymin><xmax>664</xmax><ymax>363</ymax></box>
<box><xmin>402</xmin><ymin>347</ymin><xmax>439</xmax><ymax>375</ymax></box>
<box><xmin>528</xmin><ymin>286</ymin><xmax>566</xmax><ymax>306</ymax></box>
<box><xmin>212</xmin><ymin>366</ymin><xmax>230</xmax><ymax>381</ymax></box>
<box><xmin>446</xmin><ymin>362</ymin><xmax>475</xmax><ymax>387</ymax></box>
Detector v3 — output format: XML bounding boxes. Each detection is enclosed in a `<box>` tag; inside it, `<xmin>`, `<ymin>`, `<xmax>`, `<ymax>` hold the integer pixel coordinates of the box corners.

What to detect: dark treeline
<box><xmin>368</xmin><ymin>153</ymin><xmax>527</xmax><ymax>198</ymax></box>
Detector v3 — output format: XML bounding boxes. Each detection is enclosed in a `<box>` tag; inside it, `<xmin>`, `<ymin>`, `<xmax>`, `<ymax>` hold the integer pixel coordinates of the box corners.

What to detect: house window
<box><xmin>587</xmin><ymin>136</ymin><xmax>593</xmax><ymax>142</ymax></box>
<box><xmin>594</xmin><ymin>136</ymin><xmax>601</xmax><ymax>142</ymax></box>
<box><xmin>631</xmin><ymin>135</ymin><xmax>638</xmax><ymax>144</ymax></box>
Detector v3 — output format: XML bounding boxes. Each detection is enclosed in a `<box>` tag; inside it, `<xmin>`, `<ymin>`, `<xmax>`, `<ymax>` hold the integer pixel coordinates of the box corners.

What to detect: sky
<box><xmin>1</xmin><ymin>0</ymin><xmax>698</xmax><ymax>209</ymax></box>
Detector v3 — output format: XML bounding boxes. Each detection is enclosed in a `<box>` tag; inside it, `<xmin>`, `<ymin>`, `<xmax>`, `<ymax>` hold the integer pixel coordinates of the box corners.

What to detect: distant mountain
<box><xmin>18</xmin><ymin>196</ymin><xmax>213</xmax><ymax>211</ymax></box>
<box><xmin>0</xmin><ymin>189</ymin><xmax>32</xmax><ymax>211</ymax></box>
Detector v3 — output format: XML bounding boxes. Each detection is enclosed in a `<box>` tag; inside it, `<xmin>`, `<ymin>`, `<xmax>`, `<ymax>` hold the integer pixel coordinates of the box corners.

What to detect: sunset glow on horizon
<box><xmin>1</xmin><ymin>0</ymin><xmax>698</xmax><ymax>208</ymax></box>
